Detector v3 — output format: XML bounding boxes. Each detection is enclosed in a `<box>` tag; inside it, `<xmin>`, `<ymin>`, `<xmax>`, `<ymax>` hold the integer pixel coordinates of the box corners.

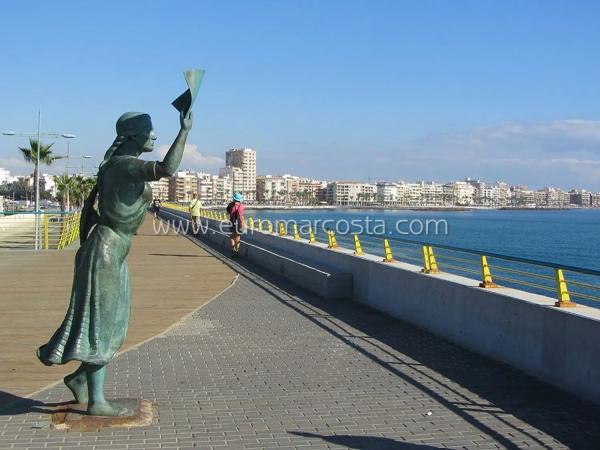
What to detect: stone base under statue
<box><xmin>51</xmin><ymin>399</ymin><xmax>155</xmax><ymax>431</ymax></box>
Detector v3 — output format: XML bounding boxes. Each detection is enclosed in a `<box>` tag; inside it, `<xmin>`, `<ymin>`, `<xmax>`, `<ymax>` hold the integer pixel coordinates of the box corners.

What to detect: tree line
<box><xmin>0</xmin><ymin>138</ymin><xmax>95</xmax><ymax>210</ymax></box>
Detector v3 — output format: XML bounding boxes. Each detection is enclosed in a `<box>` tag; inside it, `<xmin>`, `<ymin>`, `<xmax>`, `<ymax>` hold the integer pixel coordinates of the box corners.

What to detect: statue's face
<box><xmin>134</xmin><ymin>129</ymin><xmax>157</xmax><ymax>153</ymax></box>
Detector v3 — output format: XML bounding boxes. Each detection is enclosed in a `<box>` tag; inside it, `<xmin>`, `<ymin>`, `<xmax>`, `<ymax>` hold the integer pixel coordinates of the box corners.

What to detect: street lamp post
<box><xmin>66</xmin><ymin>155</ymin><xmax>93</xmax><ymax>175</ymax></box>
<box><xmin>60</xmin><ymin>135</ymin><xmax>78</xmax><ymax>212</ymax></box>
<box><xmin>2</xmin><ymin>114</ymin><xmax>75</xmax><ymax>249</ymax></box>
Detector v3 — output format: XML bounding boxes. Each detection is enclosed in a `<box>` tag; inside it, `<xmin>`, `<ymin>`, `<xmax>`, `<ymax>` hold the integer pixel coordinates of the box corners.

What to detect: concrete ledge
<box><xmin>161</xmin><ymin>211</ymin><xmax>352</xmax><ymax>300</ymax></box>
<box><xmin>204</xmin><ymin>227</ymin><xmax>352</xmax><ymax>300</ymax></box>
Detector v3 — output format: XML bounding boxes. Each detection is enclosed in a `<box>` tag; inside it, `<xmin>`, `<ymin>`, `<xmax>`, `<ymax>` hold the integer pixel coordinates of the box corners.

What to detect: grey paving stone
<box><xmin>1</xmin><ymin>237</ymin><xmax>600</xmax><ymax>449</ymax></box>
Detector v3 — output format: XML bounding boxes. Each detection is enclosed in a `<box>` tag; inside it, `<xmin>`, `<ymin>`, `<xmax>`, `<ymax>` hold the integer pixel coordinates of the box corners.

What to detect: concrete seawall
<box><xmin>164</xmin><ymin>210</ymin><xmax>600</xmax><ymax>405</ymax></box>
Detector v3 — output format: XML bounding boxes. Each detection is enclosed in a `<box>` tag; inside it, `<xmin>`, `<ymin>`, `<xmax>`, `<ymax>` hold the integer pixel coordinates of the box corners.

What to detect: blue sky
<box><xmin>1</xmin><ymin>0</ymin><xmax>600</xmax><ymax>189</ymax></box>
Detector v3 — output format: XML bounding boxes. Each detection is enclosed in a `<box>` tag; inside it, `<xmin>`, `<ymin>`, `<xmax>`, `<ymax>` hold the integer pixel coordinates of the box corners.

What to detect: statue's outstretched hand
<box><xmin>180</xmin><ymin>110</ymin><xmax>193</xmax><ymax>131</ymax></box>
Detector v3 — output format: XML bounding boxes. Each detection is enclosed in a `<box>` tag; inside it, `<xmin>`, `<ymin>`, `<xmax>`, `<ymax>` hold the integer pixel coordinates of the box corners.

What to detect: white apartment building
<box><xmin>225</xmin><ymin>148</ymin><xmax>256</xmax><ymax>201</ymax></box>
<box><xmin>256</xmin><ymin>175</ymin><xmax>288</xmax><ymax>204</ymax></box>
<box><xmin>376</xmin><ymin>182</ymin><xmax>398</xmax><ymax>204</ymax></box>
<box><xmin>212</xmin><ymin>175</ymin><xmax>233</xmax><ymax>204</ymax></box>
<box><xmin>257</xmin><ymin>175</ymin><xmax>326</xmax><ymax>205</ymax></box>
<box><xmin>510</xmin><ymin>187</ymin><xmax>535</xmax><ymax>207</ymax></box>
<box><xmin>219</xmin><ymin>166</ymin><xmax>243</xmax><ymax>195</ymax></box>
<box><xmin>474</xmin><ymin>181</ymin><xmax>511</xmax><ymax>207</ymax></box>
<box><xmin>149</xmin><ymin>178</ymin><xmax>170</xmax><ymax>201</ymax></box>
<box><xmin>421</xmin><ymin>182</ymin><xmax>444</xmax><ymax>206</ymax></box>
<box><xmin>168</xmin><ymin>170</ymin><xmax>199</xmax><ymax>203</ymax></box>
<box><xmin>41</xmin><ymin>174</ymin><xmax>56</xmax><ymax>198</ymax></box>
<box><xmin>197</xmin><ymin>172</ymin><xmax>214</xmax><ymax>204</ymax></box>
<box><xmin>326</xmin><ymin>181</ymin><xmax>377</xmax><ymax>206</ymax></box>
<box><xmin>0</xmin><ymin>168</ymin><xmax>10</xmax><ymax>185</ymax></box>
<box><xmin>443</xmin><ymin>181</ymin><xmax>475</xmax><ymax>206</ymax></box>
<box><xmin>297</xmin><ymin>178</ymin><xmax>327</xmax><ymax>204</ymax></box>
<box><xmin>395</xmin><ymin>182</ymin><xmax>423</xmax><ymax>206</ymax></box>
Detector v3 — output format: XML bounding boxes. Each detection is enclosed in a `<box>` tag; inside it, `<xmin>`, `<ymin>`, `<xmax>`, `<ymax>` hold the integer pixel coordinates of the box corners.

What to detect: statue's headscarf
<box><xmin>116</xmin><ymin>112</ymin><xmax>152</xmax><ymax>137</ymax></box>
<box><xmin>101</xmin><ymin>112</ymin><xmax>153</xmax><ymax>164</ymax></box>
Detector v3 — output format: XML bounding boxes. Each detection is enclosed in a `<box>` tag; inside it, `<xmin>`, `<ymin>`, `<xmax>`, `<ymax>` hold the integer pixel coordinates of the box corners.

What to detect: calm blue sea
<box><xmin>246</xmin><ymin>208</ymin><xmax>600</xmax><ymax>306</ymax></box>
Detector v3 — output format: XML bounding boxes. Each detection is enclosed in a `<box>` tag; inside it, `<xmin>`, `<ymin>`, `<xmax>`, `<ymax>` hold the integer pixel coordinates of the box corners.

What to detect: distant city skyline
<box><xmin>1</xmin><ymin>2</ymin><xmax>600</xmax><ymax>189</ymax></box>
<box><xmin>1</xmin><ymin>161</ymin><xmax>599</xmax><ymax>195</ymax></box>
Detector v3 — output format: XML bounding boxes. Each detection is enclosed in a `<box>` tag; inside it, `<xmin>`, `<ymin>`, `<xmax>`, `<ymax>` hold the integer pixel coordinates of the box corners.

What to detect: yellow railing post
<box><xmin>278</xmin><ymin>221</ymin><xmax>287</xmax><ymax>236</ymax></box>
<box><xmin>422</xmin><ymin>245</ymin><xmax>440</xmax><ymax>273</ymax></box>
<box><xmin>293</xmin><ymin>223</ymin><xmax>300</xmax><ymax>240</ymax></box>
<box><xmin>58</xmin><ymin>214</ymin><xmax>69</xmax><ymax>250</ymax></box>
<box><xmin>428</xmin><ymin>246</ymin><xmax>440</xmax><ymax>273</ymax></box>
<box><xmin>327</xmin><ymin>230</ymin><xmax>338</xmax><ymax>248</ymax></box>
<box><xmin>257</xmin><ymin>219</ymin><xmax>263</xmax><ymax>231</ymax></box>
<box><xmin>72</xmin><ymin>212</ymin><xmax>80</xmax><ymax>243</ymax></box>
<box><xmin>353</xmin><ymin>234</ymin><xmax>364</xmax><ymax>255</ymax></box>
<box><xmin>308</xmin><ymin>226</ymin><xmax>316</xmax><ymax>243</ymax></box>
<box><xmin>421</xmin><ymin>245</ymin><xmax>429</xmax><ymax>272</ymax></box>
<box><xmin>479</xmin><ymin>255</ymin><xmax>498</xmax><ymax>287</ymax></box>
<box><xmin>248</xmin><ymin>217</ymin><xmax>254</xmax><ymax>229</ymax></box>
<box><xmin>43</xmin><ymin>214</ymin><xmax>49</xmax><ymax>250</ymax></box>
<box><xmin>57</xmin><ymin>216</ymin><xmax>64</xmax><ymax>250</ymax></box>
<box><xmin>555</xmin><ymin>269</ymin><xmax>576</xmax><ymax>307</ymax></box>
<box><xmin>65</xmin><ymin>214</ymin><xmax>73</xmax><ymax>248</ymax></box>
<box><xmin>383</xmin><ymin>239</ymin><xmax>394</xmax><ymax>262</ymax></box>
<box><xmin>267</xmin><ymin>220</ymin><xmax>274</xmax><ymax>234</ymax></box>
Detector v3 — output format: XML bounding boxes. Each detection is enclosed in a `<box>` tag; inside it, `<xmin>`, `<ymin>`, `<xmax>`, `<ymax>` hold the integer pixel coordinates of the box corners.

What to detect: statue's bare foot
<box><xmin>87</xmin><ymin>401</ymin><xmax>132</xmax><ymax>417</ymax></box>
<box><xmin>64</xmin><ymin>372</ymin><xmax>88</xmax><ymax>404</ymax></box>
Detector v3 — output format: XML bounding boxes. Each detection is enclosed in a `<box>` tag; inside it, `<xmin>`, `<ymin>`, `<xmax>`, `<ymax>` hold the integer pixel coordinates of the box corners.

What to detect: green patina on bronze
<box><xmin>37</xmin><ymin>71</ymin><xmax>203</xmax><ymax>417</ymax></box>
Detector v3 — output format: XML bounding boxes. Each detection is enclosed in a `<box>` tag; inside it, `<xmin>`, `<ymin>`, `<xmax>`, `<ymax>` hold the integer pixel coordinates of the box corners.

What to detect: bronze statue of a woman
<box><xmin>37</xmin><ymin>110</ymin><xmax>193</xmax><ymax>416</ymax></box>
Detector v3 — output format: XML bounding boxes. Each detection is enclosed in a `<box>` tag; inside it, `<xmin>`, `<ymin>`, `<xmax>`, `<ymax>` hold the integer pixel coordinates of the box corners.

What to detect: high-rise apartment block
<box><xmin>225</xmin><ymin>148</ymin><xmax>256</xmax><ymax>201</ymax></box>
<box><xmin>168</xmin><ymin>170</ymin><xmax>199</xmax><ymax>203</ymax></box>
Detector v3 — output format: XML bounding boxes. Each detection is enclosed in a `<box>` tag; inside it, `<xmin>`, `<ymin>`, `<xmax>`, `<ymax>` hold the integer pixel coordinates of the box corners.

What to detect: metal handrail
<box><xmin>0</xmin><ymin>211</ymin><xmax>80</xmax><ymax>250</ymax></box>
<box><xmin>164</xmin><ymin>206</ymin><xmax>600</xmax><ymax>307</ymax></box>
<box><xmin>363</xmin><ymin>233</ymin><xmax>600</xmax><ymax>277</ymax></box>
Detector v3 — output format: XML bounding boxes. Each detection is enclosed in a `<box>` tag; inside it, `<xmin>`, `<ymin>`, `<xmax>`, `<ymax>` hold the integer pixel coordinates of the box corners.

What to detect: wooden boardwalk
<box><xmin>0</xmin><ymin>215</ymin><xmax>236</xmax><ymax>403</ymax></box>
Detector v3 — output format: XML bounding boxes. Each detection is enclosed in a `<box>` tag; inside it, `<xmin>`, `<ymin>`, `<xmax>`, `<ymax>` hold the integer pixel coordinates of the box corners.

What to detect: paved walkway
<box><xmin>0</xmin><ymin>217</ymin><xmax>236</xmax><ymax>401</ymax></box>
<box><xmin>2</xmin><ymin>234</ymin><xmax>600</xmax><ymax>449</ymax></box>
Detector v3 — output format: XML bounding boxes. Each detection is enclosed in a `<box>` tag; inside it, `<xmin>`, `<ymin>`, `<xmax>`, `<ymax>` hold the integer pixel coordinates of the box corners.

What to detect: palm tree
<box><xmin>18</xmin><ymin>138</ymin><xmax>62</xmax><ymax>207</ymax></box>
<box><xmin>69</xmin><ymin>175</ymin><xmax>96</xmax><ymax>209</ymax></box>
<box><xmin>53</xmin><ymin>174</ymin><xmax>73</xmax><ymax>211</ymax></box>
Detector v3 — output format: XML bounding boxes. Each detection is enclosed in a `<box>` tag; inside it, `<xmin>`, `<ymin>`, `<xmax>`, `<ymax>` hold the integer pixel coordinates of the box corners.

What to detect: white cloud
<box><xmin>0</xmin><ymin>156</ymin><xmax>35</xmax><ymax>174</ymax></box>
<box><xmin>385</xmin><ymin>120</ymin><xmax>600</xmax><ymax>189</ymax></box>
<box><xmin>156</xmin><ymin>144</ymin><xmax>224</xmax><ymax>170</ymax></box>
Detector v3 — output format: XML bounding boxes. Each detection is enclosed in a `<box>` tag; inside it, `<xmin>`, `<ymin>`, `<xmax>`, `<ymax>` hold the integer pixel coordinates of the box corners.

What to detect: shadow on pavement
<box><xmin>0</xmin><ymin>391</ymin><xmax>76</xmax><ymax>416</ymax></box>
<box><xmin>188</xmin><ymin>229</ymin><xmax>600</xmax><ymax>450</ymax></box>
<box><xmin>147</xmin><ymin>253</ymin><xmax>212</xmax><ymax>257</ymax></box>
<box><xmin>289</xmin><ymin>431</ymin><xmax>443</xmax><ymax>449</ymax></box>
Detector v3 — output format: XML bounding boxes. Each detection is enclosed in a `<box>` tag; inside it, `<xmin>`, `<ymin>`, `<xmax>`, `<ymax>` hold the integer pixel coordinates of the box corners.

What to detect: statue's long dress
<box><xmin>38</xmin><ymin>156</ymin><xmax>157</xmax><ymax>366</ymax></box>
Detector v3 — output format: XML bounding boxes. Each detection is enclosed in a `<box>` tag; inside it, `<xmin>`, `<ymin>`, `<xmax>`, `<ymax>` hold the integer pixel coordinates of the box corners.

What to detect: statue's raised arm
<box><xmin>155</xmin><ymin>110</ymin><xmax>193</xmax><ymax>178</ymax></box>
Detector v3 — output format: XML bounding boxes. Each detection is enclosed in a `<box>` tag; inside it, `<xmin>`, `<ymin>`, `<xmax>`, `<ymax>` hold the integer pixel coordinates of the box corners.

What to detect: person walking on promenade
<box><xmin>152</xmin><ymin>197</ymin><xmax>161</xmax><ymax>221</ymax></box>
<box><xmin>189</xmin><ymin>192</ymin><xmax>202</xmax><ymax>234</ymax></box>
<box><xmin>226</xmin><ymin>192</ymin><xmax>244</xmax><ymax>257</ymax></box>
